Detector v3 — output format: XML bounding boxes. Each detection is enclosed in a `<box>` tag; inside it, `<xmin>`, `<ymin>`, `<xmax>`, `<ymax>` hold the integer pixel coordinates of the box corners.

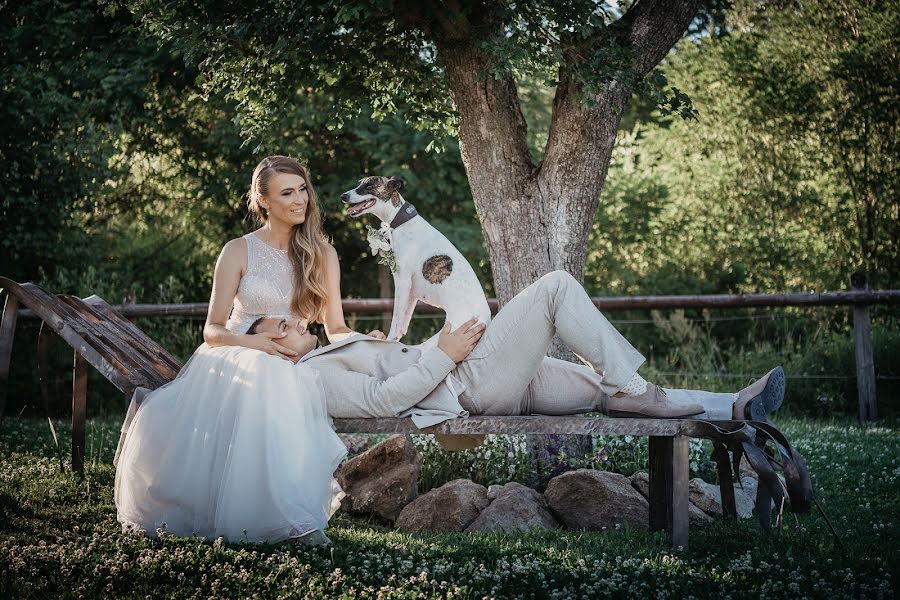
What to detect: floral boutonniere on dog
<box><xmin>365</xmin><ymin>223</ymin><xmax>397</xmax><ymax>273</ymax></box>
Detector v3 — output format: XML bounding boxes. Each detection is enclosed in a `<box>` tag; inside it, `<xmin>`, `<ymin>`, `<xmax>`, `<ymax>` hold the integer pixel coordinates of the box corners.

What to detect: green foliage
<box><xmin>120</xmin><ymin>0</ymin><xmax>457</xmax><ymax>141</ymax></box>
<box><xmin>120</xmin><ymin>0</ymin><xmax>700</xmax><ymax>145</ymax></box>
<box><xmin>589</xmin><ymin>0</ymin><xmax>899</xmax><ymax>294</ymax></box>
<box><xmin>1</xmin><ymin>0</ymin><xmax>154</xmax><ymax>282</ymax></box>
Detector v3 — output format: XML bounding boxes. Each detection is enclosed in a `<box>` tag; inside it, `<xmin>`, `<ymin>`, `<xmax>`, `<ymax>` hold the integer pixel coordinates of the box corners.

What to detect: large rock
<box><xmin>629</xmin><ymin>472</ymin><xmax>713</xmax><ymax>526</ymax></box>
<box><xmin>338</xmin><ymin>433</ymin><xmax>376</xmax><ymax>456</ymax></box>
<box><xmin>738</xmin><ymin>475</ymin><xmax>758</xmax><ymax>503</ymax></box>
<box><xmin>545</xmin><ymin>469</ymin><xmax>649</xmax><ymax>531</ymax></box>
<box><xmin>335</xmin><ymin>434</ymin><xmax>422</xmax><ymax>522</ymax></box>
<box><xmin>689</xmin><ymin>478</ymin><xmax>755</xmax><ymax>519</ymax></box>
<box><xmin>736</xmin><ymin>475</ymin><xmax>777</xmax><ymax>514</ymax></box>
<box><xmin>465</xmin><ymin>482</ymin><xmax>558</xmax><ymax>533</ymax></box>
<box><xmin>396</xmin><ymin>479</ymin><xmax>489</xmax><ymax>533</ymax></box>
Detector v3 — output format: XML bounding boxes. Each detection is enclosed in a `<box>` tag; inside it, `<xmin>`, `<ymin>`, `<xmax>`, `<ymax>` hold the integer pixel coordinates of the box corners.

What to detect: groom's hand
<box><xmin>437</xmin><ymin>317</ymin><xmax>486</xmax><ymax>363</ymax></box>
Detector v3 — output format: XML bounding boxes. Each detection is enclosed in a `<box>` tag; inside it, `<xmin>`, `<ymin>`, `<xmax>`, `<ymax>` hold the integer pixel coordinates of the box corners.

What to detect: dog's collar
<box><xmin>388</xmin><ymin>203</ymin><xmax>418</xmax><ymax>229</ymax></box>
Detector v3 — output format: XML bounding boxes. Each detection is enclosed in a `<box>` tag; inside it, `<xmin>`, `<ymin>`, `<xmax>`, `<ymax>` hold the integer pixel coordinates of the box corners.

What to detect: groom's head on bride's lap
<box><xmin>247</xmin><ymin>316</ymin><xmax>319</xmax><ymax>360</ymax></box>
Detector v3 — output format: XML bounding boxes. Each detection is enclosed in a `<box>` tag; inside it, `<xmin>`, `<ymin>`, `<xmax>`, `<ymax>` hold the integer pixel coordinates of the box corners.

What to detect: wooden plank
<box><xmin>59</xmin><ymin>301</ymin><xmax>173</xmax><ymax>388</ymax></box>
<box><xmin>67</xmin><ymin>295</ymin><xmax>181</xmax><ymax>376</ymax></box>
<box><xmin>0</xmin><ymin>279</ymin><xmax>161</xmax><ymax>396</ymax></box>
<box><xmin>17</xmin><ymin>285</ymin><xmax>152</xmax><ymax>382</ymax></box>
<box><xmin>851</xmin><ymin>273</ymin><xmax>877</xmax><ymax>421</ymax></box>
<box><xmin>72</xmin><ymin>352</ymin><xmax>87</xmax><ymax>475</ymax></box>
<box><xmin>332</xmin><ymin>416</ymin><xmax>689</xmax><ymax>436</ymax></box>
<box><xmin>52</xmin><ymin>322</ymin><xmax>135</xmax><ymax>393</ymax></box>
<box><xmin>0</xmin><ymin>292</ymin><xmax>20</xmax><ymax>420</ymax></box>
<box><xmin>670</xmin><ymin>435</ymin><xmax>690</xmax><ymax>551</ymax></box>
<box><xmin>64</xmin><ymin>320</ymin><xmax>153</xmax><ymax>390</ymax></box>
<box><xmin>648</xmin><ymin>436</ymin><xmax>671</xmax><ymax>532</ymax></box>
<box><xmin>17</xmin><ymin>281</ymin><xmax>83</xmax><ymax>328</ymax></box>
<box><xmin>81</xmin><ymin>296</ymin><xmax>182</xmax><ymax>373</ymax></box>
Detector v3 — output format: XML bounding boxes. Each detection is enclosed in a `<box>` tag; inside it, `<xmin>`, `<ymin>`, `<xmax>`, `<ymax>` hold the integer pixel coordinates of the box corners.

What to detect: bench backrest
<box><xmin>0</xmin><ymin>277</ymin><xmax>182</xmax><ymax>401</ymax></box>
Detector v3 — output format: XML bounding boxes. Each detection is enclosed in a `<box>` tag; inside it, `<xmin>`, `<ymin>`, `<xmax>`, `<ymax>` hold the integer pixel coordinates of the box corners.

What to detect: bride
<box><xmin>114</xmin><ymin>155</ymin><xmax>383</xmax><ymax>545</ymax></box>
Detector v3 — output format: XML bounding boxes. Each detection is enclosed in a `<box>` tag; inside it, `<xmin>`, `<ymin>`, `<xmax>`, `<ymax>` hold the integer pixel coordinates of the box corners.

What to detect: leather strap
<box><xmin>389</xmin><ymin>203</ymin><xmax>418</xmax><ymax>229</ymax></box>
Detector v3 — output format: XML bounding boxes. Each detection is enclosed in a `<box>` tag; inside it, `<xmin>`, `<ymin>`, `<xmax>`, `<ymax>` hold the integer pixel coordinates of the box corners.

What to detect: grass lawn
<box><xmin>0</xmin><ymin>415</ymin><xmax>897</xmax><ymax>599</ymax></box>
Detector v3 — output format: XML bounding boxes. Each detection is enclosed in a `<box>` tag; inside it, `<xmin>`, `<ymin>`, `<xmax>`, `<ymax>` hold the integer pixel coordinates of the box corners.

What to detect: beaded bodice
<box><xmin>225</xmin><ymin>232</ymin><xmax>295</xmax><ymax>334</ymax></box>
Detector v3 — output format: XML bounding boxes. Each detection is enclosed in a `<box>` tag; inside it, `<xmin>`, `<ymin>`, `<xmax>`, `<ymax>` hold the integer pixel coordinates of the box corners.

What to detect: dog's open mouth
<box><xmin>346</xmin><ymin>198</ymin><xmax>376</xmax><ymax>217</ymax></box>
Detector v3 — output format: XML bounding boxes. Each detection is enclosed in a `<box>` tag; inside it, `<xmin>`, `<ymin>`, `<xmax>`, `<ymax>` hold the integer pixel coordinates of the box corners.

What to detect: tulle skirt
<box><xmin>114</xmin><ymin>343</ymin><xmax>347</xmax><ymax>544</ymax></box>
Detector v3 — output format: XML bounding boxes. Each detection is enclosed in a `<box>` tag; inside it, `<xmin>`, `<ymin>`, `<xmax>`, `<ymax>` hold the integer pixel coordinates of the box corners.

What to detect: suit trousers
<box><xmin>453</xmin><ymin>271</ymin><xmax>737</xmax><ymax>419</ymax></box>
<box><xmin>454</xmin><ymin>271</ymin><xmax>644</xmax><ymax>416</ymax></box>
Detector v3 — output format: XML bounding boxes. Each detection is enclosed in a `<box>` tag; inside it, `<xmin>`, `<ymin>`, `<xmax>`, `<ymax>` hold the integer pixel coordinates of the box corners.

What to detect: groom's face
<box><xmin>254</xmin><ymin>317</ymin><xmax>319</xmax><ymax>361</ymax></box>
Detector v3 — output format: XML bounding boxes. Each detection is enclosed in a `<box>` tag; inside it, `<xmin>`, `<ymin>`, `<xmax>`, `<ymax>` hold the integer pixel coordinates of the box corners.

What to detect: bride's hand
<box><xmin>366</xmin><ymin>329</ymin><xmax>387</xmax><ymax>340</ymax></box>
<box><xmin>243</xmin><ymin>331</ymin><xmax>299</xmax><ymax>360</ymax></box>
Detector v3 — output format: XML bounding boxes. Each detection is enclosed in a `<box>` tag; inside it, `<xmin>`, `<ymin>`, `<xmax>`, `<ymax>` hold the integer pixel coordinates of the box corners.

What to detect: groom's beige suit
<box><xmin>299</xmin><ymin>271</ymin><xmax>650</xmax><ymax>446</ymax></box>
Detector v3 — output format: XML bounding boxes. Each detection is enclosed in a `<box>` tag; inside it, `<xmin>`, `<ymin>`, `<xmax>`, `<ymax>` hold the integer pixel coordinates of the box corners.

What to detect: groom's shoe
<box><xmin>605</xmin><ymin>384</ymin><xmax>705</xmax><ymax>419</ymax></box>
<box><xmin>732</xmin><ymin>366</ymin><xmax>785</xmax><ymax>421</ymax></box>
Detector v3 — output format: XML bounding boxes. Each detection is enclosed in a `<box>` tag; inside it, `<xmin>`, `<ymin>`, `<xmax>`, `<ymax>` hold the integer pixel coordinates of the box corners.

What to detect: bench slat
<box><xmin>60</xmin><ymin>296</ymin><xmax>178</xmax><ymax>385</ymax></box>
<box><xmin>79</xmin><ymin>296</ymin><xmax>183</xmax><ymax>374</ymax></box>
<box><xmin>332</xmin><ymin>415</ymin><xmax>691</xmax><ymax>436</ymax></box>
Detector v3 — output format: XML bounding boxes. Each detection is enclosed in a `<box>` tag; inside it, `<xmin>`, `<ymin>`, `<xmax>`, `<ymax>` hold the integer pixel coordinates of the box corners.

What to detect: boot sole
<box><xmin>745</xmin><ymin>366</ymin><xmax>786</xmax><ymax>421</ymax></box>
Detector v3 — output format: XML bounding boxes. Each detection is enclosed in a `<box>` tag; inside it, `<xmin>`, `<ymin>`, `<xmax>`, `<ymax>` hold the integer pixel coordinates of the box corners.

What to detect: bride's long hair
<box><xmin>247</xmin><ymin>156</ymin><xmax>330</xmax><ymax>323</ymax></box>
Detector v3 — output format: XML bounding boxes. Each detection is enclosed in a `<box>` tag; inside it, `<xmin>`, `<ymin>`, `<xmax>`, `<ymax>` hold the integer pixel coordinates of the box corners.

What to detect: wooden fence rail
<box><xmin>13</xmin><ymin>289</ymin><xmax>900</xmax><ymax>320</ymax></box>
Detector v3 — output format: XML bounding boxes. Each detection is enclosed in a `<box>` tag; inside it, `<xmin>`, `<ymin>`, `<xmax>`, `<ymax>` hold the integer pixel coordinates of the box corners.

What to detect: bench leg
<box><xmin>0</xmin><ymin>293</ymin><xmax>19</xmax><ymax>422</ymax></box>
<box><xmin>648</xmin><ymin>435</ymin><xmax>690</xmax><ymax>551</ymax></box>
<box><xmin>72</xmin><ymin>351</ymin><xmax>87</xmax><ymax>475</ymax></box>
<box><xmin>648</xmin><ymin>436</ymin><xmax>671</xmax><ymax>531</ymax></box>
<box><xmin>670</xmin><ymin>435</ymin><xmax>689</xmax><ymax>551</ymax></box>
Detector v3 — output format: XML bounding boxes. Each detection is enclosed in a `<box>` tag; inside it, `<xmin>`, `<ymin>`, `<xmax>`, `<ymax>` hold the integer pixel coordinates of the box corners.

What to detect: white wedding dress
<box><xmin>114</xmin><ymin>232</ymin><xmax>347</xmax><ymax>544</ymax></box>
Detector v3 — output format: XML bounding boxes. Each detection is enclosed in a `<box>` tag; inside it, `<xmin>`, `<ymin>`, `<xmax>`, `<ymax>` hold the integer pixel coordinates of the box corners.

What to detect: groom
<box><xmin>250</xmin><ymin>271</ymin><xmax>783</xmax><ymax>448</ymax></box>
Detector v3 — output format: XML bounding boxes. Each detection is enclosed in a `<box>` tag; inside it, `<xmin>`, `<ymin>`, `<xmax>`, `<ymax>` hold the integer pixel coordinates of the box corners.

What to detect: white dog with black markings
<box><xmin>341</xmin><ymin>175</ymin><xmax>491</xmax><ymax>344</ymax></box>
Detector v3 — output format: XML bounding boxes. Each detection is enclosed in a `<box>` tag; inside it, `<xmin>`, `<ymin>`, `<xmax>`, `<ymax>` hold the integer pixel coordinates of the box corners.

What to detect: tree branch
<box><xmin>608</xmin><ymin>0</ymin><xmax>702</xmax><ymax>76</ymax></box>
<box><xmin>394</xmin><ymin>0</ymin><xmax>475</xmax><ymax>41</ymax></box>
<box><xmin>540</xmin><ymin>0</ymin><xmax>700</xmax><ymax>179</ymax></box>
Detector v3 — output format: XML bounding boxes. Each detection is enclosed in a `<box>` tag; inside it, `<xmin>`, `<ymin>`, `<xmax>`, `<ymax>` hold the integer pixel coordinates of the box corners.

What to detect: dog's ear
<box><xmin>386</xmin><ymin>176</ymin><xmax>405</xmax><ymax>191</ymax></box>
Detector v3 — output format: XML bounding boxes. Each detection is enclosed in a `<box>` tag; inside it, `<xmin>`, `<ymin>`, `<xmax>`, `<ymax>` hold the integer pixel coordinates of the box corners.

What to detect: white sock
<box><xmin>619</xmin><ymin>372</ymin><xmax>648</xmax><ymax>396</ymax></box>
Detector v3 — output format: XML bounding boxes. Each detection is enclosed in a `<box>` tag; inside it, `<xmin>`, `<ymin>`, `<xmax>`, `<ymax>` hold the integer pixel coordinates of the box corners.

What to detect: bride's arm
<box><xmin>202</xmin><ymin>239</ymin><xmax>298</xmax><ymax>359</ymax></box>
<box><xmin>321</xmin><ymin>244</ymin><xmax>385</xmax><ymax>343</ymax></box>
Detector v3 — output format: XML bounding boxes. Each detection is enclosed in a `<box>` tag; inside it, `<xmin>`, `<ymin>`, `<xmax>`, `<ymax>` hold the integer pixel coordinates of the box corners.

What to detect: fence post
<box><xmin>850</xmin><ymin>272</ymin><xmax>877</xmax><ymax>422</ymax></box>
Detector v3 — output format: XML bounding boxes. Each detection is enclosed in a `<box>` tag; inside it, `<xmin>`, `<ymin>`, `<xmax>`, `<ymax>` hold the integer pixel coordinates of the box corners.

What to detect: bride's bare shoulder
<box><xmin>217</xmin><ymin>235</ymin><xmax>250</xmax><ymax>270</ymax></box>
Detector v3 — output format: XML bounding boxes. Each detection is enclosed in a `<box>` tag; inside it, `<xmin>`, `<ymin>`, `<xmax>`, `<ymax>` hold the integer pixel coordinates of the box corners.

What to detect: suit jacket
<box><xmin>299</xmin><ymin>333</ymin><xmax>471</xmax><ymax>428</ymax></box>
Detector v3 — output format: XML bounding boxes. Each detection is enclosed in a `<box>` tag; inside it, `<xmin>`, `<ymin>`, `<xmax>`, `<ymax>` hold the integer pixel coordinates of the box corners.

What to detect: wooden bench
<box><xmin>1</xmin><ymin>278</ymin><xmax>769</xmax><ymax>551</ymax></box>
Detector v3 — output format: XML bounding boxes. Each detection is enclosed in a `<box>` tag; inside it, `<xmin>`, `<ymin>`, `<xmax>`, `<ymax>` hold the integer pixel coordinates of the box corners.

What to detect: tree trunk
<box><xmin>430</xmin><ymin>0</ymin><xmax>701</xmax><ymax>480</ymax></box>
